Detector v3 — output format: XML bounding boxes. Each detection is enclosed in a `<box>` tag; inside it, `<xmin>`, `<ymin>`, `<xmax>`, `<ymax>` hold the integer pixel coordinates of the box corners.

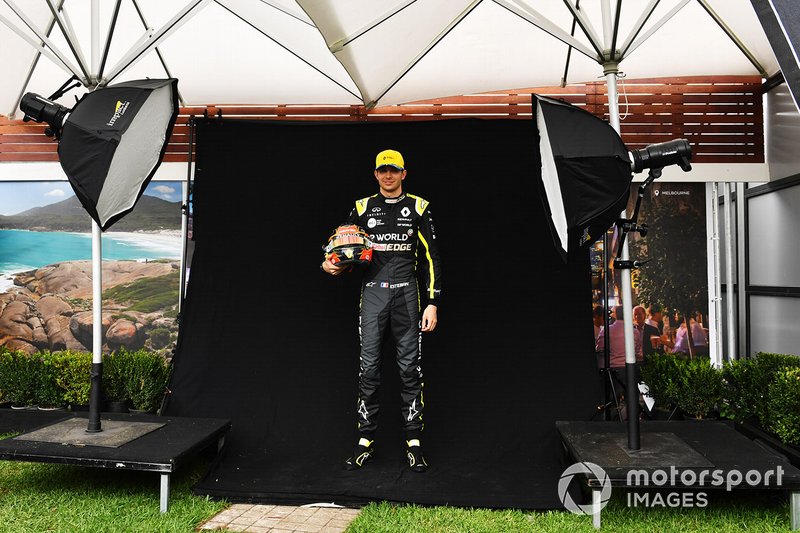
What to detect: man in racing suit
<box><xmin>321</xmin><ymin>149</ymin><xmax>441</xmax><ymax>473</ymax></box>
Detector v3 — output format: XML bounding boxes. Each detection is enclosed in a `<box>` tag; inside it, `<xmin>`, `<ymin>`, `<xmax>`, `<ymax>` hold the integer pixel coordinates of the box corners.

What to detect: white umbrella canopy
<box><xmin>0</xmin><ymin>1</ymin><xmax>787</xmax><ymax>116</ymax></box>
<box><xmin>297</xmin><ymin>0</ymin><xmax>781</xmax><ymax>108</ymax></box>
<box><xmin>0</xmin><ymin>0</ymin><xmax>361</xmax><ymax>118</ymax></box>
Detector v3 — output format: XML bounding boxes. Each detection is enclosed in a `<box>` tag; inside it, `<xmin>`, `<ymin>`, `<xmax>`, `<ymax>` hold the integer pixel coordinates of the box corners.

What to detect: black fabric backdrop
<box><xmin>164</xmin><ymin>117</ymin><xmax>602</xmax><ymax>509</ymax></box>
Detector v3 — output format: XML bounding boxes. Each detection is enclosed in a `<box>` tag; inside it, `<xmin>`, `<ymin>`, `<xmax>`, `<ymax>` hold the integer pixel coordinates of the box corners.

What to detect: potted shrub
<box><xmin>640</xmin><ymin>353</ymin><xmax>683</xmax><ymax>418</ymax></box>
<box><xmin>125</xmin><ymin>350</ymin><xmax>171</xmax><ymax>414</ymax></box>
<box><xmin>52</xmin><ymin>350</ymin><xmax>92</xmax><ymax>411</ymax></box>
<box><xmin>0</xmin><ymin>347</ymin><xmax>14</xmax><ymax>406</ymax></box>
<box><xmin>34</xmin><ymin>352</ymin><xmax>65</xmax><ymax>410</ymax></box>
<box><xmin>102</xmin><ymin>350</ymin><xmax>132</xmax><ymax>412</ymax></box>
<box><xmin>676</xmin><ymin>358</ymin><xmax>725</xmax><ymax>419</ymax></box>
<box><xmin>722</xmin><ymin>353</ymin><xmax>800</xmax><ymax>427</ymax></box>
<box><xmin>766</xmin><ymin>368</ymin><xmax>800</xmax><ymax>446</ymax></box>
<box><xmin>720</xmin><ymin>357</ymin><xmax>757</xmax><ymax>422</ymax></box>
<box><xmin>1</xmin><ymin>351</ymin><xmax>39</xmax><ymax>409</ymax></box>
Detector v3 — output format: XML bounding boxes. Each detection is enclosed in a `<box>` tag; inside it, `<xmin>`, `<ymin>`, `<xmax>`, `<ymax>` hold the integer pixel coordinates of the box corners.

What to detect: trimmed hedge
<box><xmin>0</xmin><ymin>347</ymin><xmax>171</xmax><ymax>412</ymax></box>
<box><xmin>767</xmin><ymin>368</ymin><xmax>800</xmax><ymax>445</ymax></box>
<box><xmin>642</xmin><ymin>351</ymin><xmax>800</xmax><ymax>431</ymax></box>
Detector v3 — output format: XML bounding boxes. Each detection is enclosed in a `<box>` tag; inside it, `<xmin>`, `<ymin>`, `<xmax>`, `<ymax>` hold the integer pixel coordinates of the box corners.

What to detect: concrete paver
<box><xmin>198</xmin><ymin>503</ymin><xmax>361</xmax><ymax>532</ymax></box>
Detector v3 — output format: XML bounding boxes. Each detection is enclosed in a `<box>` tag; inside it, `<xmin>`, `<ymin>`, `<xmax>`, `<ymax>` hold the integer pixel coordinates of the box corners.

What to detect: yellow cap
<box><xmin>375</xmin><ymin>149</ymin><xmax>404</xmax><ymax>170</ymax></box>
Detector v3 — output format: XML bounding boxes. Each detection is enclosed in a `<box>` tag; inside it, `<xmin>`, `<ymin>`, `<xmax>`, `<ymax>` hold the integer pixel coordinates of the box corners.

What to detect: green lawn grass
<box><xmin>0</xmin><ymin>432</ymin><xmax>794</xmax><ymax>532</ymax></box>
<box><xmin>0</xmin><ymin>433</ymin><xmax>226</xmax><ymax>533</ymax></box>
<box><xmin>347</xmin><ymin>490</ymin><xmax>793</xmax><ymax>533</ymax></box>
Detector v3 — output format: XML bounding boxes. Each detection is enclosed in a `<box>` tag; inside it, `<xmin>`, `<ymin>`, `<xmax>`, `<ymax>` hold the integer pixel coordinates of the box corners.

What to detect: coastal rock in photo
<box><xmin>25</xmin><ymin>260</ymin><xmax>175</xmax><ymax>299</ymax></box>
<box><xmin>0</xmin><ymin>292</ymin><xmax>84</xmax><ymax>351</ymax></box>
<box><xmin>70</xmin><ymin>311</ymin><xmax>113</xmax><ymax>348</ymax></box>
<box><xmin>0</xmin><ymin>299</ymin><xmax>34</xmax><ymax>341</ymax></box>
<box><xmin>106</xmin><ymin>318</ymin><xmax>145</xmax><ymax>350</ymax></box>
<box><xmin>2</xmin><ymin>259</ymin><xmax>181</xmax><ymax>354</ymax></box>
<box><xmin>28</xmin><ymin>316</ymin><xmax>49</xmax><ymax>346</ymax></box>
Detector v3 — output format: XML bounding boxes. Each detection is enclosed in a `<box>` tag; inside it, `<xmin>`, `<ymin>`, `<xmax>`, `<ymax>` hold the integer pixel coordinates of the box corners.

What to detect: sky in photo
<box><xmin>0</xmin><ymin>181</ymin><xmax>181</xmax><ymax>216</ymax></box>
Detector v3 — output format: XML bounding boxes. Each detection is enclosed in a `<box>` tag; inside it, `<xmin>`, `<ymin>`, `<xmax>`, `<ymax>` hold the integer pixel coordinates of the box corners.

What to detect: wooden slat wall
<box><xmin>0</xmin><ymin>76</ymin><xmax>763</xmax><ymax>164</ymax></box>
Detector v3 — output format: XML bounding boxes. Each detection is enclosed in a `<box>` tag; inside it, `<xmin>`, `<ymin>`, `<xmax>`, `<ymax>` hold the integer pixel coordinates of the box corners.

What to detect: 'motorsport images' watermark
<box><xmin>558</xmin><ymin>462</ymin><xmax>785</xmax><ymax>512</ymax></box>
<box><xmin>558</xmin><ymin>462</ymin><xmax>612</xmax><ymax>515</ymax></box>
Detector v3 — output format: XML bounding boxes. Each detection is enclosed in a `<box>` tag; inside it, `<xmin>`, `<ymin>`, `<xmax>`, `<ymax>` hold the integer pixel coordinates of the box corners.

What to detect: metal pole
<box><xmin>736</xmin><ymin>182</ymin><xmax>747</xmax><ymax>358</ymax></box>
<box><xmin>178</xmin><ymin>119</ymin><xmax>193</xmax><ymax>313</ymax></box>
<box><xmin>86</xmin><ymin>0</ymin><xmax>102</xmax><ymax>433</ymax></box>
<box><xmin>87</xmin><ymin>220</ymin><xmax>103</xmax><ymax>432</ymax></box>
<box><xmin>602</xmin><ymin>0</ymin><xmax>638</xmax><ymax>449</ymax></box>
<box><xmin>709</xmin><ymin>182</ymin><xmax>723</xmax><ymax>366</ymax></box>
<box><xmin>723</xmin><ymin>183</ymin><xmax>736</xmax><ymax>360</ymax></box>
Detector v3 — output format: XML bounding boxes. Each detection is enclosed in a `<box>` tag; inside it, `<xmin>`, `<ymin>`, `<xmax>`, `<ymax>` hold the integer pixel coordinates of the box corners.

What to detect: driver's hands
<box><xmin>321</xmin><ymin>259</ymin><xmax>346</xmax><ymax>276</ymax></box>
<box><xmin>421</xmin><ymin>305</ymin><xmax>438</xmax><ymax>332</ymax></box>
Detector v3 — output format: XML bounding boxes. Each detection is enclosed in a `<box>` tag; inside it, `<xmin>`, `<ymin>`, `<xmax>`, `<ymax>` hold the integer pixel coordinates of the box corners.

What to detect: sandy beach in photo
<box><xmin>103</xmin><ymin>230</ymin><xmax>183</xmax><ymax>259</ymax></box>
<box><xmin>0</xmin><ymin>229</ymin><xmax>184</xmax><ymax>294</ymax></box>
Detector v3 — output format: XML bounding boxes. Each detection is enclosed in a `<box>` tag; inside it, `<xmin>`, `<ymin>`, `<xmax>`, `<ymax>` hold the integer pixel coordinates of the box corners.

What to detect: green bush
<box><xmin>640</xmin><ymin>354</ymin><xmax>683</xmax><ymax>409</ymax></box>
<box><xmin>722</xmin><ymin>352</ymin><xmax>800</xmax><ymax>425</ymax></box>
<box><xmin>676</xmin><ymin>358</ymin><xmax>725</xmax><ymax>419</ymax></box>
<box><xmin>102</xmin><ymin>349</ymin><xmax>131</xmax><ymax>403</ymax></box>
<box><xmin>767</xmin><ymin>368</ymin><xmax>800</xmax><ymax>445</ymax></box>
<box><xmin>0</xmin><ymin>347</ymin><xmax>13</xmax><ymax>403</ymax></box>
<box><xmin>33</xmin><ymin>353</ymin><xmax>64</xmax><ymax>408</ymax></box>
<box><xmin>124</xmin><ymin>350</ymin><xmax>171</xmax><ymax>412</ymax></box>
<box><xmin>0</xmin><ymin>350</ymin><xmax>39</xmax><ymax>406</ymax></box>
<box><xmin>51</xmin><ymin>351</ymin><xmax>92</xmax><ymax>407</ymax></box>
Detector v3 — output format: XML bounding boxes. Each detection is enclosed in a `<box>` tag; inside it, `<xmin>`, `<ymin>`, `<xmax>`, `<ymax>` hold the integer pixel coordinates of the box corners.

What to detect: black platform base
<box><xmin>556</xmin><ymin>420</ymin><xmax>800</xmax><ymax>529</ymax></box>
<box><xmin>0</xmin><ymin>410</ymin><xmax>231</xmax><ymax>512</ymax></box>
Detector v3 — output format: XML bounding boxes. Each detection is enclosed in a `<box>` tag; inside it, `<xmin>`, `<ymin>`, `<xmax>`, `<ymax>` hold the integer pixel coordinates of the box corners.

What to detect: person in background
<box><xmin>642</xmin><ymin>304</ymin><xmax>667</xmax><ymax>355</ymax></box>
<box><xmin>596</xmin><ymin>305</ymin><xmax>643</xmax><ymax>370</ymax></box>
<box><xmin>633</xmin><ymin>305</ymin><xmax>647</xmax><ymax>360</ymax></box>
<box><xmin>593</xmin><ymin>305</ymin><xmax>606</xmax><ymax>344</ymax></box>
<box><xmin>672</xmin><ymin>314</ymin><xmax>708</xmax><ymax>356</ymax></box>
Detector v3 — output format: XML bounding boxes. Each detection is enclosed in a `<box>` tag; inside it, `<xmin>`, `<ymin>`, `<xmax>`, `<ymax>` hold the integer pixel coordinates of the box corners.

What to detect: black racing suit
<box><xmin>346</xmin><ymin>192</ymin><xmax>442</xmax><ymax>440</ymax></box>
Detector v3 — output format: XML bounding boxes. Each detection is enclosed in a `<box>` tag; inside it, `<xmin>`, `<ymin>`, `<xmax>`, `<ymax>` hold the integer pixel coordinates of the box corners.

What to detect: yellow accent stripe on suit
<box><xmin>418</xmin><ymin>232</ymin><xmax>435</xmax><ymax>299</ymax></box>
<box><xmin>407</xmin><ymin>193</ymin><xmax>429</xmax><ymax>215</ymax></box>
<box><xmin>355</xmin><ymin>197</ymin><xmax>371</xmax><ymax>216</ymax></box>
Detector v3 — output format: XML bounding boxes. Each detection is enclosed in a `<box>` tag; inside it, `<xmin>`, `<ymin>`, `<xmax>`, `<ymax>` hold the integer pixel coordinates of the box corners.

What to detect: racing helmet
<box><xmin>323</xmin><ymin>225</ymin><xmax>373</xmax><ymax>267</ymax></box>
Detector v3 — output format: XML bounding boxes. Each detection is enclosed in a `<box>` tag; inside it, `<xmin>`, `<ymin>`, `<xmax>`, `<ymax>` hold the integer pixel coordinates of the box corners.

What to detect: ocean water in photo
<box><xmin>0</xmin><ymin>229</ymin><xmax>182</xmax><ymax>291</ymax></box>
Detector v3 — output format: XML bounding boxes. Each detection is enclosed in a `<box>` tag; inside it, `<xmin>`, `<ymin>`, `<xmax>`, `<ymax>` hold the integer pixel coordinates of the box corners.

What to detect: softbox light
<box><xmin>534</xmin><ymin>94</ymin><xmax>633</xmax><ymax>262</ymax></box>
<box><xmin>56</xmin><ymin>78</ymin><xmax>179</xmax><ymax>230</ymax></box>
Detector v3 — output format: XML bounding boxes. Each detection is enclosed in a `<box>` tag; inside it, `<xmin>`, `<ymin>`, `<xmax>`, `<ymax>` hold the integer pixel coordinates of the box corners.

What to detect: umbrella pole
<box><xmin>605</xmin><ymin>66</ymin><xmax>640</xmax><ymax>450</ymax></box>
<box><xmin>86</xmin><ymin>0</ymin><xmax>102</xmax><ymax>434</ymax></box>
<box><xmin>87</xmin><ymin>220</ymin><xmax>103</xmax><ymax>433</ymax></box>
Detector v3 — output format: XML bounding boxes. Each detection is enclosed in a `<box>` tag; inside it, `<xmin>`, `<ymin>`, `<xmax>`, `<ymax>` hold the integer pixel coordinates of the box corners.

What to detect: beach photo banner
<box><xmin>0</xmin><ymin>180</ymin><xmax>186</xmax><ymax>355</ymax></box>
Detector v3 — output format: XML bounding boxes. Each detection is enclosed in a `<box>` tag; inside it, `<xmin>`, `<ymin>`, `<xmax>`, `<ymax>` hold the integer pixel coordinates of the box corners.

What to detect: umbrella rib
<box><xmin>622</xmin><ymin>0</ymin><xmax>690</xmax><ymax>60</ymax></box>
<box><xmin>328</xmin><ymin>0</ymin><xmax>418</xmax><ymax>52</ymax></box>
<box><xmin>214</xmin><ymin>1</ymin><xmax>361</xmax><ymax>101</ymax></box>
<box><xmin>104</xmin><ymin>0</ymin><xmax>212</xmax><ymax>84</ymax></box>
<box><xmin>7</xmin><ymin>0</ymin><xmax>64</xmax><ymax>118</ymax></box>
<box><xmin>562</xmin><ymin>0</ymin><xmax>604</xmax><ymax>58</ymax></box>
<box><xmin>45</xmin><ymin>0</ymin><xmax>91</xmax><ymax>81</ymax></box>
<box><xmin>257</xmin><ymin>0</ymin><xmax>315</xmax><ymax>27</ymax></box>
<box><xmin>97</xmin><ymin>0</ymin><xmax>122</xmax><ymax>83</ymax></box>
<box><xmin>366</xmin><ymin>0</ymin><xmax>483</xmax><ymax>109</ymax></box>
<box><xmin>618</xmin><ymin>0</ymin><xmax>660</xmax><ymax>60</ymax></box>
<box><xmin>561</xmin><ymin>0</ymin><xmax>580</xmax><ymax>87</ymax></box>
<box><xmin>129</xmin><ymin>0</ymin><xmax>186</xmax><ymax>106</ymax></box>
<box><xmin>696</xmin><ymin>0</ymin><xmax>767</xmax><ymax>77</ymax></box>
<box><xmin>1</xmin><ymin>0</ymin><xmax>86</xmax><ymax>82</ymax></box>
<box><xmin>493</xmin><ymin>0</ymin><xmax>597</xmax><ymax>61</ymax></box>
<box><xmin>610</xmin><ymin>0</ymin><xmax>622</xmax><ymax>58</ymax></box>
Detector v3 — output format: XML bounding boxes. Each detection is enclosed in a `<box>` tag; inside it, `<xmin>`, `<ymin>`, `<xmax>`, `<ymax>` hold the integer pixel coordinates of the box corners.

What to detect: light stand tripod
<box><xmin>615</xmin><ymin>138</ymin><xmax>692</xmax><ymax>447</ymax></box>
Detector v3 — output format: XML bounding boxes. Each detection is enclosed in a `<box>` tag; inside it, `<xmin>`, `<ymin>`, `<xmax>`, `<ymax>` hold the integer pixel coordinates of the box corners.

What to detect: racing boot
<box><xmin>344</xmin><ymin>437</ymin><xmax>374</xmax><ymax>470</ymax></box>
<box><xmin>406</xmin><ymin>439</ymin><xmax>428</xmax><ymax>473</ymax></box>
